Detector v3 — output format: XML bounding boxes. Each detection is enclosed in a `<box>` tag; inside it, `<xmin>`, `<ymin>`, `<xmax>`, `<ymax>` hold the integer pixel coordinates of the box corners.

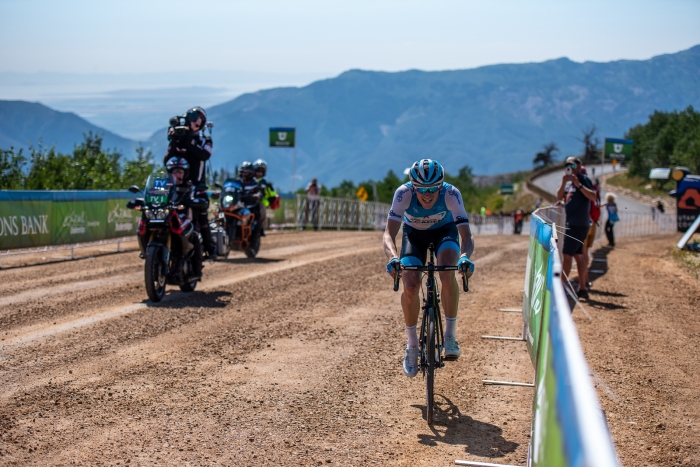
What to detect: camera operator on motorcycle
<box><xmin>237</xmin><ymin>161</ymin><xmax>264</xmax><ymax>247</ymax></box>
<box><xmin>166</xmin><ymin>157</ymin><xmax>204</xmax><ymax>280</ymax></box>
<box><xmin>382</xmin><ymin>159</ymin><xmax>475</xmax><ymax>377</ymax></box>
<box><xmin>253</xmin><ymin>159</ymin><xmax>279</xmax><ymax>236</ymax></box>
<box><xmin>164</xmin><ymin>106</ymin><xmax>217</xmax><ymax>260</ymax></box>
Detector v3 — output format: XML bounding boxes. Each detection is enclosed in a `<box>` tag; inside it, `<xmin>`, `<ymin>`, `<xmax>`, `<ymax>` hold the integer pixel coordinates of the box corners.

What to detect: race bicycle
<box><xmin>393</xmin><ymin>243</ymin><xmax>469</xmax><ymax>425</ymax></box>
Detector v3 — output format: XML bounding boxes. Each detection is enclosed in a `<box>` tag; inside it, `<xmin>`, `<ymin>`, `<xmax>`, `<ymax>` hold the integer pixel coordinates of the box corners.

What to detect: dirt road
<box><xmin>1</xmin><ymin>231</ymin><xmax>534</xmax><ymax>466</ymax></box>
<box><xmin>1</xmin><ymin>231</ymin><xmax>698</xmax><ymax>466</ymax></box>
<box><xmin>575</xmin><ymin>236</ymin><xmax>700</xmax><ymax>467</ymax></box>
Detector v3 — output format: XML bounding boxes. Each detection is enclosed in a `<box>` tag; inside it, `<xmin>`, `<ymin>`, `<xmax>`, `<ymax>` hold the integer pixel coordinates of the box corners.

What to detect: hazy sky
<box><xmin>3</xmin><ymin>0</ymin><xmax>700</xmax><ymax>76</ymax></box>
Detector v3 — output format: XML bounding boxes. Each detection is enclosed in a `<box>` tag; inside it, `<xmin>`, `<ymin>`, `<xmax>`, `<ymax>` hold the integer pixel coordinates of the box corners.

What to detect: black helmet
<box><xmin>253</xmin><ymin>158</ymin><xmax>268</xmax><ymax>176</ymax></box>
<box><xmin>166</xmin><ymin>156</ymin><xmax>190</xmax><ymax>178</ymax></box>
<box><xmin>185</xmin><ymin>107</ymin><xmax>207</xmax><ymax>127</ymax></box>
<box><xmin>240</xmin><ymin>161</ymin><xmax>254</xmax><ymax>179</ymax></box>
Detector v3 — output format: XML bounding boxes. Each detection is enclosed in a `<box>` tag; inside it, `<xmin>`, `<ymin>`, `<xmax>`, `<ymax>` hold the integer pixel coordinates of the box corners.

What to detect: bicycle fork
<box><xmin>419</xmin><ymin>279</ymin><xmax>445</xmax><ymax>375</ymax></box>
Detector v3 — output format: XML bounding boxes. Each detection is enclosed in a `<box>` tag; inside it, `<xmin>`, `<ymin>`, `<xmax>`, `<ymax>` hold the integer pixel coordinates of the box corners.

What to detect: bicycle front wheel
<box><xmin>425</xmin><ymin>307</ymin><xmax>436</xmax><ymax>425</ymax></box>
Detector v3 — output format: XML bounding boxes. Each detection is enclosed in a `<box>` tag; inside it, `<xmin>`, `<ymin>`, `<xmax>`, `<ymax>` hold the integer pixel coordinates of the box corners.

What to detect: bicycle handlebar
<box><xmin>392</xmin><ymin>265</ymin><xmax>470</xmax><ymax>292</ymax></box>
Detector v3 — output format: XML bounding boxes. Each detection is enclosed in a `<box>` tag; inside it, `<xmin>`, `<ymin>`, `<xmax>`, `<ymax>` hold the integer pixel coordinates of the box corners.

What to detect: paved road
<box><xmin>532</xmin><ymin>164</ymin><xmax>651</xmax><ymax>213</ymax></box>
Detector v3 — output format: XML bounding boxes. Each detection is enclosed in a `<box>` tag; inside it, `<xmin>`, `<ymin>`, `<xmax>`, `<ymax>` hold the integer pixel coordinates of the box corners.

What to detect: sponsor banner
<box><xmin>522</xmin><ymin>215</ymin><xmax>552</xmax><ymax>366</ymax></box>
<box><xmin>527</xmin><ymin>211</ymin><xmax>619</xmax><ymax>467</ymax></box>
<box><xmin>105</xmin><ymin>198</ymin><xmax>141</xmax><ymax>238</ymax></box>
<box><xmin>52</xmin><ymin>200</ymin><xmax>106</xmax><ymax>244</ymax></box>
<box><xmin>0</xmin><ymin>191</ymin><xmax>135</xmax><ymax>250</ymax></box>
<box><xmin>269</xmin><ymin>127</ymin><xmax>296</xmax><ymax>147</ymax></box>
<box><xmin>674</xmin><ymin>175</ymin><xmax>700</xmax><ymax>232</ymax></box>
<box><xmin>604</xmin><ymin>137</ymin><xmax>633</xmax><ymax>160</ymax></box>
<box><xmin>0</xmin><ymin>200</ymin><xmax>52</xmax><ymax>249</ymax></box>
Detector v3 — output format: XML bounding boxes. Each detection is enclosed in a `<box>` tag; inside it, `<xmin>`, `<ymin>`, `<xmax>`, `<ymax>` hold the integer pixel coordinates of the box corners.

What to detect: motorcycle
<box><xmin>210</xmin><ymin>179</ymin><xmax>261</xmax><ymax>259</ymax></box>
<box><xmin>127</xmin><ymin>174</ymin><xmax>204</xmax><ymax>302</ymax></box>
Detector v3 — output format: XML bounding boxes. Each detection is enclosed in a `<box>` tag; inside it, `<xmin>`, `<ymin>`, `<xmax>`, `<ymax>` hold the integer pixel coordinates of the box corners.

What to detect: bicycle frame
<box><xmin>392</xmin><ymin>243</ymin><xmax>469</xmax><ymax>424</ymax></box>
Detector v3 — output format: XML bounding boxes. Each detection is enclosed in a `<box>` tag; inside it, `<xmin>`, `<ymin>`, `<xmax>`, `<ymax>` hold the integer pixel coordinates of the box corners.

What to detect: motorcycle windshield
<box><xmin>221</xmin><ymin>180</ymin><xmax>242</xmax><ymax>209</ymax></box>
<box><xmin>144</xmin><ymin>174</ymin><xmax>173</xmax><ymax>208</ymax></box>
<box><xmin>223</xmin><ymin>180</ymin><xmax>242</xmax><ymax>191</ymax></box>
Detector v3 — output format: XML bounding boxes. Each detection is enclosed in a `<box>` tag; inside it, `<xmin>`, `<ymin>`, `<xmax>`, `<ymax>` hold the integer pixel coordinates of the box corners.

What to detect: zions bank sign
<box><xmin>0</xmin><ymin>191</ymin><xmax>139</xmax><ymax>249</ymax></box>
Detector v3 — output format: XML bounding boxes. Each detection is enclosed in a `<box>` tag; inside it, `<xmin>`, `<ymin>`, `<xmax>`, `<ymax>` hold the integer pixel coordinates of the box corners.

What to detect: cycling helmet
<box><xmin>166</xmin><ymin>156</ymin><xmax>190</xmax><ymax>178</ymax></box>
<box><xmin>185</xmin><ymin>107</ymin><xmax>207</xmax><ymax>126</ymax></box>
<box><xmin>239</xmin><ymin>161</ymin><xmax>254</xmax><ymax>178</ymax></box>
<box><xmin>253</xmin><ymin>158</ymin><xmax>268</xmax><ymax>176</ymax></box>
<box><xmin>409</xmin><ymin>159</ymin><xmax>444</xmax><ymax>186</ymax></box>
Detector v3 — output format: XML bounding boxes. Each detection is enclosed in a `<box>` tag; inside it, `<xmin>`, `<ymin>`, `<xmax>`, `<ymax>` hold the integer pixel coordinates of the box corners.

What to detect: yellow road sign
<box><xmin>356</xmin><ymin>186</ymin><xmax>368</xmax><ymax>202</ymax></box>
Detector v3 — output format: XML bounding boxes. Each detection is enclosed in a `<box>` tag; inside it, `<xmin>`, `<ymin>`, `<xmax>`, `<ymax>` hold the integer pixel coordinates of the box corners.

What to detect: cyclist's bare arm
<box><xmin>383</xmin><ymin>219</ymin><xmax>402</xmax><ymax>261</ymax></box>
<box><xmin>457</xmin><ymin>223</ymin><xmax>475</xmax><ymax>260</ymax></box>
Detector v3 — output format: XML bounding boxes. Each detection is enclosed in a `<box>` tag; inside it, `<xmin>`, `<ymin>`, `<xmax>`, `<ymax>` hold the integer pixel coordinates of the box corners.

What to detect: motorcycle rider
<box><xmin>165</xmin><ymin>156</ymin><xmax>204</xmax><ymax>280</ymax></box>
<box><xmin>237</xmin><ymin>161</ymin><xmax>264</xmax><ymax>249</ymax></box>
<box><xmin>164</xmin><ymin>106</ymin><xmax>217</xmax><ymax>260</ymax></box>
<box><xmin>253</xmin><ymin>158</ymin><xmax>279</xmax><ymax>236</ymax></box>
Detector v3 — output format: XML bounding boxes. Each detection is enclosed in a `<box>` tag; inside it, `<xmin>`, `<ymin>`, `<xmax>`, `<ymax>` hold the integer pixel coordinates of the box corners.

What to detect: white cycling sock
<box><xmin>406</xmin><ymin>325</ymin><xmax>418</xmax><ymax>348</ymax></box>
<box><xmin>445</xmin><ymin>317</ymin><xmax>457</xmax><ymax>339</ymax></box>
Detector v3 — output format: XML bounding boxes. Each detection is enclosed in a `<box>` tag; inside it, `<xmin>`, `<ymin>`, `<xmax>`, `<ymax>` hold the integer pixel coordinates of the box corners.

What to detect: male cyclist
<box><xmin>382</xmin><ymin>159</ymin><xmax>475</xmax><ymax>377</ymax></box>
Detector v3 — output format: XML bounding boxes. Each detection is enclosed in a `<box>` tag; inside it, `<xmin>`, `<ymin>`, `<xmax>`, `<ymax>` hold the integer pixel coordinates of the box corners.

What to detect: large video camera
<box><xmin>168</xmin><ymin>115</ymin><xmax>190</xmax><ymax>143</ymax></box>
<box><xmin>167</xmin><ymin>115</ymin><xmax>214</xmax><ymax>143</ymax></box>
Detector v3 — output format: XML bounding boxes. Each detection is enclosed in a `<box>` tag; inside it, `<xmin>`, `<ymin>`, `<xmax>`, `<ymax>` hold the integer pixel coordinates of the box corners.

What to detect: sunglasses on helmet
<box><xmin>414</xmin><ymin>185</ymin><xmax>440</xmax><ymax>194</ymax></box>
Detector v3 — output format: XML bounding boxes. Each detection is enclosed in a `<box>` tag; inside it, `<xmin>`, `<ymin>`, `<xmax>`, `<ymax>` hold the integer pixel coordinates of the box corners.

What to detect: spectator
<box><xmin>656</xmin><ymin>198</ymin><xmax>665</xmax><ymax>213</ymax></box>
<box><xmin>303</xmin><ymin>178</ymin><xmax>320</xmax><ymax>230</ymax></box>
<box><xmin>603</xmin><ymin>193</ymin><xmax>619</xmax><ymax>247</ymax></box>
<box><xmin>556</xmin><ymin>157</ymin><xmax>597</xmax><ymax>299</ymax></box>
<box><xmin>513</xmin><ymin>209</ymin><xmax>524</xmax><ymax>234</ymax></box>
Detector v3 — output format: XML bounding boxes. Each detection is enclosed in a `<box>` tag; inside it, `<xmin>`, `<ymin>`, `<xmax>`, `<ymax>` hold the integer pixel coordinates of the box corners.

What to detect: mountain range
<box><xmin>3</xmin><ymin>45</ymin><xmax>700</xmax><ymax>189</ymax></box>
<box><xmin>0</xmin><ymin>100</ymin><xmax>138</xmax><ymax>155</ymax></box>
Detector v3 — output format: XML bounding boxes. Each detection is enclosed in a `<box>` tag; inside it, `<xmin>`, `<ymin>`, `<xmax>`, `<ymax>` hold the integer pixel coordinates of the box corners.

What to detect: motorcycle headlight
<box><xmin>145</xmin><ymin>210</ymin><xmax>155</xmax><ymax>220</ymax></box>
<box><xmin>156</xmin><ymin>210</ymin><xmax>168</xmax><ymax>220</ymax></box>
<box><xmin>222</xmin><ymin>195</ymin><xmax>234</xmax><ymax>209</ymax></box>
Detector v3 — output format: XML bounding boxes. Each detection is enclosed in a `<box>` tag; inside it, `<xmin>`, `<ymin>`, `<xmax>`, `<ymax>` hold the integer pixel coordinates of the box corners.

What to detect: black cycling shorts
<box><xmin>400</xmin><ymin>224</ymin><xmax>460</xmax><ymax>266</ymax></box>
<box><xmin>562</xmin><ymin>224</ymin><xmax>589</xmax><ymax>256</ymax></box>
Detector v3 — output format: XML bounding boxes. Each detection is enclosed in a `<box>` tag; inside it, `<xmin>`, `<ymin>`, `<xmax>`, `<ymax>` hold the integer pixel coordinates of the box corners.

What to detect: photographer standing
<box><xmin>164</xmin><ymin>107</ymin><xmax>217</xmax><ymax>259</ymax></box>
<box><xmin>556</xmin><ymin>156</ymin><xmax>596</xmax><ymax>299</ymax></box>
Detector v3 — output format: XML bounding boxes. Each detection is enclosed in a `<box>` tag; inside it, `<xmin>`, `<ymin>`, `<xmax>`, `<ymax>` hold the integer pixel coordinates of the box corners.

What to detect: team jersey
<box><xmin>387</xmin><ymin>182</ymin><xmax>469</xmax><ymax>230</ymax></box>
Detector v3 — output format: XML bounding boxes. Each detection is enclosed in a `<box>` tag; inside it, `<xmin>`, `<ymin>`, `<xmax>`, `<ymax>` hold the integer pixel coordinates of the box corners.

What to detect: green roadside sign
<box><xmin>604</xmin><ymin>138</ymin><xmax>633</xmax><ymax>160</ymax></box>
<box><xmin>269</xmin><ymin>127</ymin><xmax>296</xmax><ymax>147</ymax></box>
<box><xmin>500</xmin><ymin>184</ymin><xmax>514</xmax><ymax>195</ymax></box>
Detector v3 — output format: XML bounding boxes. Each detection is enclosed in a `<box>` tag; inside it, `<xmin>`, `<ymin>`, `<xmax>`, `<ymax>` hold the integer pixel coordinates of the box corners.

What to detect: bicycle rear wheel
<box><xmin>425</xmin><ymin>307</ymin><xmax>436</xmax><ymax>425</ymax></box>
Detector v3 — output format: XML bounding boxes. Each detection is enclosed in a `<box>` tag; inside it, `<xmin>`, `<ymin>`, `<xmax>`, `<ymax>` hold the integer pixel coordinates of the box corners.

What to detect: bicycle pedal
<box><xmin>443</xmin><ymin>355</ymin><xmax>459</xmax><ymax>362</ymax></box>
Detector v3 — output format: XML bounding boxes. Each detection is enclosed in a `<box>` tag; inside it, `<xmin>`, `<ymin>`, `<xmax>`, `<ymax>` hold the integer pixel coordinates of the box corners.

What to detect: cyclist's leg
<box><xmin>400</xmin><ymin>268</ymin><xmax>422</xmax><ymax>327</ymax></box>
<box><xmin>399</xmin><ymin>226</ymin><xmax>427</xmax><ymax>328</ymax></box>
<box><xmin>399</xmin><ymin>226</ymin><xmax>427</xmax><ymax>375</ymax></box>
<box><xmin>435</xmin><ymin>224</ymin><xmax>461</xmax><ymax>320</ymax></box>
<box><xmin>436</xmin><ymin>224</ymin><xmax>462</xmax><ymax>359</ymax></box>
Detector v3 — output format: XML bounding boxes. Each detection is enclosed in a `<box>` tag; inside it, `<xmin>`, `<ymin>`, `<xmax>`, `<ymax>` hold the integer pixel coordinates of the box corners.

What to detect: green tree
<box><xmin>0</xmin><ymin>147</ymin><xmax>27</xmax><ymax>189</ymax></box>
<box><xmin>122</xmin><ymin>146</ymin><xmax>156</xmax><ymax>189</ymax></box>
<box><xmin>626</xmin><ymin>106</ymin><xmax>700</xmax><ymax>177</ymax></box>
<box><xmin>375</xmin><ymin>169</ymin><xmax>402</xmax><ymax>203</ymax></box>
<box><xmin>24</xmin><ymin>143</ymin><xmax>73</xmax><ymax>190</ymax></box>
<box><xmin>533</xmin><ymin>142</ymin><xmax>559</xmax><ymax>168</ymax></box>
<box><xmin>329</xmin><ymin>180</ymin><xmax>357</xmax><ymax>198</ymax></box>
<box><xmin>69</xmin><ymin>132</ymin><xmax>122</xmax><ymax>189</ymax></box>
<box><xmin>578</xmin><ymin>125</ymin><xmax>600</xmax><ymax>163</ymax></box>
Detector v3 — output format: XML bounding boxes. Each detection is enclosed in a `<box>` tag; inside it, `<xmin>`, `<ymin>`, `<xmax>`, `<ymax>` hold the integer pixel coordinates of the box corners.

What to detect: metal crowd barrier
<box><xmin>295</xmin><ymin>195</ymin><xmax>391</xmax><ymax>230</ymax></box>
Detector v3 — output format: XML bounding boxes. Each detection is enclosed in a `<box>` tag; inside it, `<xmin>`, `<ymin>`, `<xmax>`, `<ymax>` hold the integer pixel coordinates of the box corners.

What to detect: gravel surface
<box><xmin>1</xmin><ymin>231</ymin><xmax>697</xmax><ymax>466</ymax></box>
